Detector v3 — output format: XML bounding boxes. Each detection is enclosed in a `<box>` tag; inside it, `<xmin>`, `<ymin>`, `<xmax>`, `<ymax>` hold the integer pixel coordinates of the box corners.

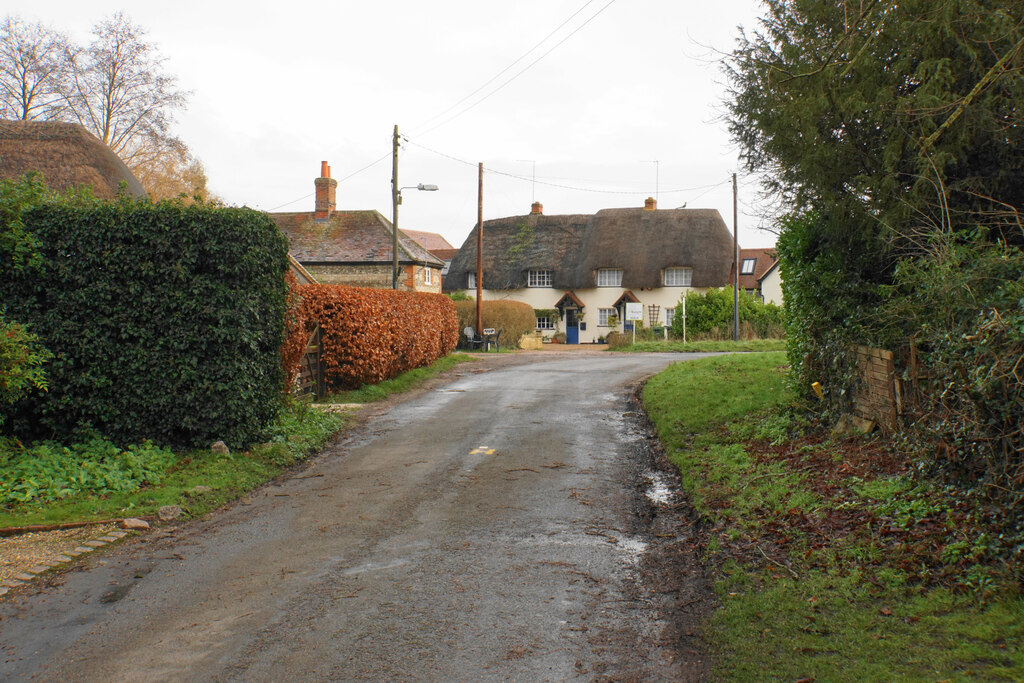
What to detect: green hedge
<box><xmin>0</xmin><ymin>197</ymin><xmax>289</xmax><ymax>448</ymax></box>
<box><xmin>670</xmin><ymin>288</ymin><xmax>784</xmax><ymax>340</ymax></box>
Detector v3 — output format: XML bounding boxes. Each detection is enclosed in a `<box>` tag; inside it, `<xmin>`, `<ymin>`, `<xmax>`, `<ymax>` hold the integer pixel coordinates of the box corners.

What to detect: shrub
<box><xmin>285</xmin><ymin>284</ymin><xmax>457</xmax><ymax>390</ymax></box>
<box><xmin>670</xmin><ymin>288</ymin><xmax>785</xmax><ymax>340</ymax></box>
<box><xmin>0</xmin><ymin>314</ymin><xmax>51</xmax><ymax>423</ymax></box>
<box><xmin>0</xmin><ymin>192</ymin><xmax>290</xmax><ymax>448</ymax></box>
<box><xmin>454</xmin><ymin>300</ymin><xmax>536</xmax><ymax>348</ymax></box>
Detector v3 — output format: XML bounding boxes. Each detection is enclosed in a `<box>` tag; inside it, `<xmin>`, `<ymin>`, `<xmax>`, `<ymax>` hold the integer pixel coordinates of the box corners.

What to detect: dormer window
<box><xmin>528</xmin><ymin>269</ymin><xmax>553</xmax><ymax>287</ymax></box>
<box><xmin>664</xmin><ymin>267</ymin><xmax>692</xmax><ymax>287</ymax></box>
<box><xmin>597</xmin><ymin>268</ymin><xmax>623</xmax><ymax>287</ymax></box>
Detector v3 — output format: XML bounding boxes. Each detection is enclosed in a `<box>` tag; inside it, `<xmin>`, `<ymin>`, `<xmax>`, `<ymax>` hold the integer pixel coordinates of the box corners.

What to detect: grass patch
<box><xmin>642</xmin><ymin>352</ymin><xmax>1024</xmax><ymax>681</ymax></box>
<box><xmin>0</xmin><ymin>399</ymin><xmax>350</xmax><ymax>528</ymax></box>
<box><xmin>317</xmin><ymin>352</ymin><xmax>475</xmax><ymax>404</ymax></box>
<box><xmin>615</xmin><ymin>338</ymin><xmax>785</xmax><ymax>353</ymax></box>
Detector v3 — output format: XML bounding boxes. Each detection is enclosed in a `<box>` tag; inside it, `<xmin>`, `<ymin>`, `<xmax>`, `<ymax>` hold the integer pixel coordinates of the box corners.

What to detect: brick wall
<box><xmin>305</xmin><ymin>264</ymin><xmax>442</xmax><ymax>293</ymax></box>
<box><xmin>852</xmin><ymin>345</ymin><xmax>899</xmax><ymax>431</ymax></box>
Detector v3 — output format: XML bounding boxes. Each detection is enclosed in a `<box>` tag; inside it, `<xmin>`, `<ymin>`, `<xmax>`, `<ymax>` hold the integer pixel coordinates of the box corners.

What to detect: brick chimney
<box><xmin>531</xmin><ymin>201</ymin><xmax>543</xmax><ymax>215</ymax></box>
<box><xmin>314</xmin><ymin>160</ymin><xmax>337</xmax><ymax>221</ymax></box>
<box><xmin>643</xmin><ymin>197</ymin><xmax>657</xmax><ymax>211</ymax></box>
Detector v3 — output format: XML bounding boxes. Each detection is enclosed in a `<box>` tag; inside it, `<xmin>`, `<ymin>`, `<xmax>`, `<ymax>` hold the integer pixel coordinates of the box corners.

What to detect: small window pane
<box><xmin>597</xmin><ymin>269</ymin><xmax>622</xmax><ymax>287</ymax></box>
<box><xmin>665</xmin><ymin>307</ymin><xmax>674</xmax><ymax>326</ymax></box>
<box><xmin>536</xmin><ymin>316</ymin><xmax>554</xmax><ymax>330</ymax></box>
<box><xmin>424</xmin><ymin>268</ymin><xmax>432</xmax><ymax>285</ymax></box>
<box><xmin>664</xmin><ymin>267</ymin><xmax>692</xmax><ymax>286</ymax></box>
<box><xmin>599</xmin><ymin>308</ymin><xmax>617</xmax><ymax>326</ymax></box>
<box><xmin>467</xmin><ymin>273</ymin><xmax>476</xmax><ymax>289</ymax></box>
<box><xmin>528</xmin><ymin>269</ymin><xmax>553</xmax><ymax>287</ymax></box>
<box><xmin>740</xmin><ymin>258</ymin><xmax>757</xmax><ymax>275</ymax></box>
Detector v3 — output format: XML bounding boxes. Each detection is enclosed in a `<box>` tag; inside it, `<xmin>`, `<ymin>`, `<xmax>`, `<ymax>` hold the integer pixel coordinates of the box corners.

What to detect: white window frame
<box><xmin>663</xmin><ymin>267</ymin><xmax>692</xmax><ymax>287</ymax></box>
<box><xmin>598</xmin><ymin>308</ymin><xmax>617</xmax><ymax>326</ymax></box>
<box><xmin>665</xmin><ymin>307</ymin><xmax>675</xmax><ymax>326</ymax></box>
<box><xmin>423</xmin><ymin>267</ymin><xmax>432</xmax><ymax>285</ymax></box>
<box><xmin>740</xmin><ymin>258</ymin><xmax>757</xmax><ymax>275</ymax></box>
<box><xmin>536</xmin><ymin>316</ymin><xmax>555</xmax><ymax>330</ymax></box>
<box><xmin>528</xmin><ymin>269</ymin><xmax>553</xmax><ymax>287</ymax></box>
<box><xmin>467</xmin><ymin>273</ymin><xmax>476</xmax><ymax>289</ymax></box>
<box><xmin>597</xmin><ymin>268</ymin><xmax>623</xmax><ymax>287</ymax></box>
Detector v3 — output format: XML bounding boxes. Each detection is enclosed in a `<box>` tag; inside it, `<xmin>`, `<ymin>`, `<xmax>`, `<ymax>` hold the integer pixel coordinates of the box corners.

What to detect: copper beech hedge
<box><xmin>283</xmin><ymin>284</ymin><xmax>458</xmax><ymax>391</ymax></box>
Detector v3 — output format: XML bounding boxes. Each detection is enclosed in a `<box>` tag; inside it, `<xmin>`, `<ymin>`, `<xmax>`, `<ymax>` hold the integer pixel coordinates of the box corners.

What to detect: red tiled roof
<box><xmin>737</xmin><ymin>248</ymin><xmax>777</xmax><ymax>290</ymax></box>
<box><xmin>402</xmin><ymin>229</ymin><xmax>455</xmax><ymax>252</ymax></box>
<box><xmin>269</xmin><ymin>210</ymin><xmax>443</xmax><ymax>266</ymax></box>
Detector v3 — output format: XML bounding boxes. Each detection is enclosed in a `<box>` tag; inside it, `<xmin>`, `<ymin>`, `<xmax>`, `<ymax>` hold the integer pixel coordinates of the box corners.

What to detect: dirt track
<box><xmin>0</xmin><ymin>351</ymin><xmax>715</xmax><ymax>681</ymax></box>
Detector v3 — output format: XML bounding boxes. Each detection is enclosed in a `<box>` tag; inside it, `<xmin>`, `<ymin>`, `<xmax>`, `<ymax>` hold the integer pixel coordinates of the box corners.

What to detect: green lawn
<box><xmin>643</xmin><ymin>352</ymin><xmax>1024</xmax><ymax>681</ymax></box>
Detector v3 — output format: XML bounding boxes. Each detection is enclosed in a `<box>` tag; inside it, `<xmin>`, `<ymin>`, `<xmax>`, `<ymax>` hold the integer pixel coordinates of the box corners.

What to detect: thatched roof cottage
<box><xmin>269</xmin><ymin>162</ymin><xmax>444</xmax><ymax>292</ymax></box>
<box><xmin>444</xmin><ymin>199</ymin><xmax>736</xmax><ymax>343</ymax></box>
<box><xmin>0</xmin><ymin>120</ymin><xmax>145</xmax><ymax>198</ymax></box>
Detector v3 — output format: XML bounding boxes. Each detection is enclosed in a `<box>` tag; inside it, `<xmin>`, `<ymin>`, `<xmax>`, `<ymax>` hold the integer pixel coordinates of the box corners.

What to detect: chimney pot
<box><xmin>531</xmin><ymin>201</ymin><xmax>543</xmax><ymax>215</ymax></box>
<box><xmin>314</xmin><ymin>160</ymin><xmax>338</xmax><ymax>221</ymax></box>
<box><xmin>643</xmin><ymin>197</ymin><xmax>657</xmax><ymax>211</ymax></box>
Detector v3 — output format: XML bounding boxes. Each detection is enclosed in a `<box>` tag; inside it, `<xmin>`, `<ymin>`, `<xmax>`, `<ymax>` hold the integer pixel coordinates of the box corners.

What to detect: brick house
<box><xmin>269</xmin><ymin>162</ymin><xmax>444</xmax><ymax>292</ymax></box>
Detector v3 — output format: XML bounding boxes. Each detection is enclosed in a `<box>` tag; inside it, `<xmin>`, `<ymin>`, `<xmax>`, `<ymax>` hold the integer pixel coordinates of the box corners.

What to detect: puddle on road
<box><xmin>643</xmin><ymin>470</ymin><xmax>673</xmax><ymax>506</ymax></box>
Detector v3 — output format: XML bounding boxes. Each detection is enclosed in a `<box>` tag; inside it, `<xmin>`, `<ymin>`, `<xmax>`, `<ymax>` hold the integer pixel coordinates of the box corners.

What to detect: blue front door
<box><xmin>566</xmin><ymin>308</ymin><xmax>580</xmax><ymax>344</ymax></box>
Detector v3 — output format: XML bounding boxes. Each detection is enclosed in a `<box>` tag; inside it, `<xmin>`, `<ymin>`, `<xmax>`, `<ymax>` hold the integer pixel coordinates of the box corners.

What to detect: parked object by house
<box><xmin>269</xmin><ymin>162</ymin><xmax>444</xmax><ymax>292</ymax></box>
<box><xmin>0</xmin><ymin>120</ymin><xmax>145</xmax><ymax>199</ymax></box>
<box><xmin>736</xmin><ymin>247</ymin><xmax>779</xmax><ymax>301</ymax></box>
<box><xmin>443</xmin><ymin>198</ymin><xmax>735</xmax><ymax>344</ymax></box>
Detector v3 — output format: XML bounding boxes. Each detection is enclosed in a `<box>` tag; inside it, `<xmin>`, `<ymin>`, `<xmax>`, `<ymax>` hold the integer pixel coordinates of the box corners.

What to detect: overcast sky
<box><xmin>9</xmin><ymin>0</ymin><xmax>775</xmax><ymax>249</ymax></box>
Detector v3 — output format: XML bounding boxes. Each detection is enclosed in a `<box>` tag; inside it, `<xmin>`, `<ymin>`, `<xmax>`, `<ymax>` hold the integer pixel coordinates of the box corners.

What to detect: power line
<box><xmin>403</xmin><ymin>136</ymin><xmax>730</xmax><ymax>197</ymax></box>
<box><xmin>415</xmin><ymin>0</ymin><xmax>618</xmax><ymax>137</ymax></box>
<box><xmin>411</xmin><ymin>0</ymin><xmax>601</xmax><ymax>134</ymax></box>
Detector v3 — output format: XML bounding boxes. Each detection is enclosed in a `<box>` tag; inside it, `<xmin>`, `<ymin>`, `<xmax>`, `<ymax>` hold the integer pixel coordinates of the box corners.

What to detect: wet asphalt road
<box><xmin>0</xmin><ymin>350</ymin><xmax>714</xmax><ymax>681</ymax></box>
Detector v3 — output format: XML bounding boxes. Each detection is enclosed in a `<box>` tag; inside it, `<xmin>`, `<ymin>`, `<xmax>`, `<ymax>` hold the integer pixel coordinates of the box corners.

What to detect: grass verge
<box><xmin>616</xmin><ymin>338</ymin><xmax>785</xmax><ymax>353</ymax></box>
<box><xmin>643</xmin><ymin>352</ymin><xmax>1024</xmax><ymax>681</ymax></box>
<box><xmin>316</xmin><ymin>352</ymin><xmax>476</xmax><ymax>404</ymax></box>
<box><xmin>0</xmin><ymin>400</ymin><xmax>349</xmax><ymax>528</ymax></box>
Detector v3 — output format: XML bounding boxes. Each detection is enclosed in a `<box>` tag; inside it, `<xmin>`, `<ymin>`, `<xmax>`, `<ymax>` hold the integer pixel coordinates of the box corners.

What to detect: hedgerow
<box><xmin>669</xmin><ymin>288</ymin><xmax>784</xmax><ymax>340</ymax></box>
<box><xmin>0</xmin><ymin>185</ymin><xmax>289</xmax><ymax>448</ymax></box>
<box><xmin>454</xmin><ymin>300</ymin><xmax>536</xmax><ymax>348</ymax></box>
<box><xmin>286</xmin><ymin>284</ymin><xmax>457</xmax><ymax>390</ymax></box>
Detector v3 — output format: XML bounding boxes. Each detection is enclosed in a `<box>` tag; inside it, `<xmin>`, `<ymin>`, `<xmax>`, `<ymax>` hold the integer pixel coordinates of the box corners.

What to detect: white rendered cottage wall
<box><xmin>760</xmin><ymin>266</ymin><xmax>784</xmax><ymax>306</ymax></box>
<box><xmin>458</xmin><ymin>285</ymin><xmax>704</xmax><ymax>343</ymax></box>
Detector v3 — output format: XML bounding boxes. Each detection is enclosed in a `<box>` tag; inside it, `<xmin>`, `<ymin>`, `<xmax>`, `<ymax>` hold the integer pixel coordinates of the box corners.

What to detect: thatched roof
<box><xmin>444</xmin><ymin>207</ymin><xmax>734</xmax><ymax>290</ymax></box>
<box><xmin>270</xmin><ymin>209</ymin><xmax>444</xmax><ymax>267</ymax></box>
<box><xmin>0</xmin><ymin>120</ymin><xmax>144</xmax><ymax>199</ymax></box>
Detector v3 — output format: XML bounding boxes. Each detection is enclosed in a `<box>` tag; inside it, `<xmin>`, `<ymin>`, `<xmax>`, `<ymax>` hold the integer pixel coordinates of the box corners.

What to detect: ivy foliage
<box><xmin>0</xmin><ymin>181</ymin><xmax>290</xmax><ymax>448</ymax></box>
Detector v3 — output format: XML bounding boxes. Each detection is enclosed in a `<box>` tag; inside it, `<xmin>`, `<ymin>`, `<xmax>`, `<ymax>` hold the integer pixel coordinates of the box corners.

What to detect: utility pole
<box><xmin>733</xmin><ymin>172</ymin><xmax>739</xmax><ymax>342</ymax></box>
<box><xmin>476</xmin><ymin>162</ymin><xmax>483</xmax><ymax>335</ymax></box>
<box><xmin>391</xmin><ymin>124</ymin><xmax>400</xmax><ymax>290</ymax></box>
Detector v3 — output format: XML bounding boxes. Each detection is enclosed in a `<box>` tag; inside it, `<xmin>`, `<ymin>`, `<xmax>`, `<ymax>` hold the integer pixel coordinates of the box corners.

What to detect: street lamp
<box><xmin>391</xmin><ymin>124</ymin><xmax>439</xmax><ymax>290</ymax></box>
<box><xmin>392</xmin><ymin>183</ymin><xmax>439</xmax><ymax>290</ymax></box>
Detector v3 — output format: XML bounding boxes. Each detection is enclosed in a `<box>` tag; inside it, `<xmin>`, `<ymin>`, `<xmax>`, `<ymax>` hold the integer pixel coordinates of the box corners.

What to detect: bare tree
<box><xmin>63</xmin><ymin>12</ymin><xmax>188</xmax><ymax>166</ymax></box>
<box><xmin>0</xmin><ymin>15</ymin><xmax>73</xmax><ymax>121</ymax></box>
<box><xmin>130</xmin><ymin>131</ymin><xmax>218</xmax><ymax>203</ymax></box>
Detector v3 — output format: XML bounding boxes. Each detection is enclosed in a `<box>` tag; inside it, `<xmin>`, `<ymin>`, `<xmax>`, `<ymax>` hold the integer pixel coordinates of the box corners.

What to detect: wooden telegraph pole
<box><xmin>391</xmin><ymin>124</ymin><xmax>400</xmax><ymax>290</ymax></box>
<box><xmin>475</xmin><ymin>162</ymin><xmax>483</xmax><ymax>335</ymax></box>
<box><xmin>733</xmin><ymin>172</ymin><xmax>739</xmax><ymax>341</ymax></box>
